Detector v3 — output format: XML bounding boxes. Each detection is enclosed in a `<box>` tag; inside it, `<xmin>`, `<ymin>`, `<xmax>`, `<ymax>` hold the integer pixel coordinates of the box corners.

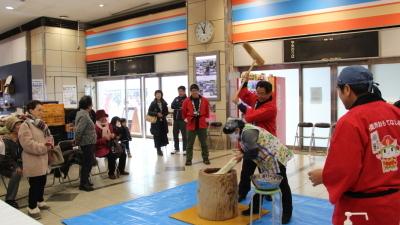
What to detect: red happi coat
<box><xmin>323</xmin><ymin>100</ymin><xmax>400</xmax><ymax>225</ymax></box>
<box><xmin>181</xmin><ymin>96</ymin><xmax>210</xmax><ymax>131</ymax></box>
<box><xmin>238</xmin><ymin>87</ymin><xmax>277</xmax><ymax>136</ymax></box>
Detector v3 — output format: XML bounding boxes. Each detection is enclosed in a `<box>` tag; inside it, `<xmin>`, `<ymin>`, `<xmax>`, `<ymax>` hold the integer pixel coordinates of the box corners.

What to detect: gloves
<box><xmin>238</xmin><ymin>103</ymin><xmax>247</xmax><ymax>114</ymax></box>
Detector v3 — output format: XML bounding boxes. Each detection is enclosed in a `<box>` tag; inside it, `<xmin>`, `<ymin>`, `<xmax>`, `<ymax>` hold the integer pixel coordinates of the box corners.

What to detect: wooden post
<box><xmin>197</xmin><ymin>168</ymin><xmax>238</xmax><ymax>221</ymax></box>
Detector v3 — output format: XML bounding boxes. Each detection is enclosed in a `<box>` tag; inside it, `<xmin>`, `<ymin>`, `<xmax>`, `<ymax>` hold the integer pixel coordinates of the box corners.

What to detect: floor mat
<box><xmin>170</xmin><ymin>204</ymin><xmax>268</xmax><ymax>225</ymax></box>
<box><xmin>63</xmin><ymin>181</ymin><xmax>333</xmax><ymax>225</ymax></box>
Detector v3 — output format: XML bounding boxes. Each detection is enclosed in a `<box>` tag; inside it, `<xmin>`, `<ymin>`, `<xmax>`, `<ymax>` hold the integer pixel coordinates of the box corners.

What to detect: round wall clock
<box><xmin>195</xmin><ymin>20</ymin><xmax>214</xmax><ymax>43</ymax></box>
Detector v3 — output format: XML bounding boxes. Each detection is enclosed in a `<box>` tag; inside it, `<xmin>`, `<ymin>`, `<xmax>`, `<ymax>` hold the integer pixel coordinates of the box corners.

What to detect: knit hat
<box><xmin>190</xmin><ymin>83</ymin><xmax>199</xmax><ymax>91</ymax></box>
<box><xmin>5</xmin><ymin>116</ymin><xmax>23</xmax><ymax>132</ymax></box>
<box><xmin>95</xmin><ymin>109</ymin><xmax>109</xmax><ymax>121</ymax></box>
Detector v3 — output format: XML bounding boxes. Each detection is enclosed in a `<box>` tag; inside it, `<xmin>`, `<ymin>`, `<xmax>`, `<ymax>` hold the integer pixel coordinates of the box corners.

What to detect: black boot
<box><xmin>157</xmin><ymin>147</ymin><xmax>163</xmax><ymax>156</ymax></box>
<box><xmin>242</xmin><ymin>194</ymin><xmax>261</xmax><ymax>216</ymax></box>
<box><xmin>6</xmin><ymin>200</ymin><xmax>19</xmax><ymax>209</ymax></box>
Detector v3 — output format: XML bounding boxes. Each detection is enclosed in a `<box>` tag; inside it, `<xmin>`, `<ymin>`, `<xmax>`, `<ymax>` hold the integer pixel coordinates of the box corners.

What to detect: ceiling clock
<box><xmin>195</xmin><ymin>20</ymin><xmax>214</xmax><ymax>43</ymax></box>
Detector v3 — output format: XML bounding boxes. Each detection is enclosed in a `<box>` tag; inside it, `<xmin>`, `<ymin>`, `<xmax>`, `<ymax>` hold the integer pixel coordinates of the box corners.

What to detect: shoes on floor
<box><xmin>203</xmin><ymin>159</ymin><xmax>210</xmax><ymax>165</ymax></box>
<box><xmin>120</xmin><ymin>171</ymin><xmax>130</xmax><ymax>175</ymax></box>
<box><xmin>157</xmin><ymin>150</ymin><xmax>163</xmax><ymax>156</ymax></box>
<box><xmin>109</xmin><ymin>174</ymin><xmax>117</xmax><ymax>179</ymax></box>
<box><xmin>128</xmin><ymin>153</ymin><xmax>132</xmax><ymax>158</ymax></box>
<box><xmin>185</xmin><ymin>161</ymin><xmax>192</xmax><ymax>166</ymax></box>
<box><xmin>27</xmin><ymin>207</ymin><xmax>41</xmax><ymax>220</ymax></box>
<box><xmin>79</xmin><ymin>185</ymin><xmax>94</xmax><ymax>192</ymax></box>
<box><xmin>171</xmin><ymin>150</ymin><xmax>179</xmax><ymax>155</ymax></box>
<box><xmin>37</xmin><ymin>201</ymin><xmax>50</xmax><ymax>210</ymax></box>
<box><xmin>5</xmin><ymin>200</ymin><xmax>19</xmax><ymax>209</ymax></box>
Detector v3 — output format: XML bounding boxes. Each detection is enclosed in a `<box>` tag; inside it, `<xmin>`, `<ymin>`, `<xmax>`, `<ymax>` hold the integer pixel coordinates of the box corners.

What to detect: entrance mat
<box><xmin>47</xmin><ymin>193</ymin><xmax>79</xmax><ymax>202</ymax></box>
<box><xmin>63</xmin><ymin>181</ymin><xmax>333</xmax><ymax>225</ymax></box>
<box><xmin>170</xmin><ymin>204</ymin><xmax>268</xmax><ymax>225</ymax></box>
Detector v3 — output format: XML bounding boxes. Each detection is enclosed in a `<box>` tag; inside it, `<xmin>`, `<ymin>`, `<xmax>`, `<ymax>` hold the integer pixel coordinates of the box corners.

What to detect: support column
<box><xmin>187</xmin><ymin>0</ymin><xmax>234</xmax><ymax>149</ymax></box>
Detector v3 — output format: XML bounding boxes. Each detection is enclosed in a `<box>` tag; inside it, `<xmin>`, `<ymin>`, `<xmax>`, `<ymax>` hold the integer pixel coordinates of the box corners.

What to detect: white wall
<box><xmin>380</xmin><ymin>28</ymin><xmax>400</xmax><ymax>57</ymax></box>
<box><xmin>30</xmin><ymin>26</ymin><xmax>94</xmax><ymax>106</ymax></box>
<box><xmin>155</xmin><ymin>50</ymin><xmax>187</xmax><ymax>73</ymax></box>
<box><xmin>234</xmin><ymin>40</ymin><xmax>283</xmax><ymax>66</ymax></box>
<box><xmin>0</xmin><ymin>32</ymin><xmax>27</xmax><ymax>67</ymax></box>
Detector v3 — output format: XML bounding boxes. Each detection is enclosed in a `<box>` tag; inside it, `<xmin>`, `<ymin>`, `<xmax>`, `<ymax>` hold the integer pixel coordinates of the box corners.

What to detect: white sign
<box><xmin>32</xmin><ymin>79</ymin><xmax>44</xmax><ymax>101</ymax></box>
<box><xmin>63</xmin><ymin>85</ymin><xmax>77</xmax><ymax>108</ymax></box>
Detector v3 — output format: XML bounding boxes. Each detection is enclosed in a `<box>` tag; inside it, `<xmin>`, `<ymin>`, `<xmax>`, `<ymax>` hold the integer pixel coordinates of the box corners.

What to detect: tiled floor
<box><xmin>0</xmin><ymin>138</ymin><xmax>329</xmax><ymax>224</ymax></box>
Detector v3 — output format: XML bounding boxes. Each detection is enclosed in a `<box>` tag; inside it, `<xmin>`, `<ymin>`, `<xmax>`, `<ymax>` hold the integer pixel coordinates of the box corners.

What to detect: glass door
<box><xmin>371</xmin><ymin>63</ymin><xmax>400</xmax><ymax>103</ymax></box>
<box><xmin>126</xmin><ymin>78</ymin><xmax>143</xmax><ymax>137</ymax></box>
<box><xmin>302</xmin><ymin>67</ymin><xmax>331</xmax><ymax>147</ymax></box>
<box><xmin>144</xmin><ymin>77</ymin><xmax>160</xmax><ymax>137</ymax></box>
<box><xmin>97</xmin><ymin>80</ymin><xmax>126</xmax><ymax>120</ymax></box>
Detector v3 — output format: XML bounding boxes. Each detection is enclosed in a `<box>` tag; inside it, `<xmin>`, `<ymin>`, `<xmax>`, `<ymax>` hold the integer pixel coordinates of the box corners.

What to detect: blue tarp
<box><xmin>63</xmin><ymin>181</ymin><xmax>333</xmax><ymax>225</ymax></box>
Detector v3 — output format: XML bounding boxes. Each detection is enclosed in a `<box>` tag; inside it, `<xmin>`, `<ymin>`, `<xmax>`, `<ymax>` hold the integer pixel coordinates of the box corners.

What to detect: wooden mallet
<box><xmin>242</xmin><ymin>42</ymin><xmax>265</xmax><ymax>78</ymax></box>
<box><xmin>232</xmin><ymin>42</ymin><xmax>265</xmax><ymax>103</ymax></box>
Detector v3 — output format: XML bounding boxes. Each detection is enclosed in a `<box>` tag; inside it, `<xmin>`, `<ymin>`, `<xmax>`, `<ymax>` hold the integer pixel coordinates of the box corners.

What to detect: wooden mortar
<box><xmin>197</xmin><ymin>168</ymin><xmax>238</xmax><ymax>221</ymax></box>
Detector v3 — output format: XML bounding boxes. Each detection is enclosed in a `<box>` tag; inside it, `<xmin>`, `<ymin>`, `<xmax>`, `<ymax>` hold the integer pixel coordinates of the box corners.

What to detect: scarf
<box><xmin>25</xmin><ymin>114</ymin><xmax>51</xmax><ymax>137</ymax></box>
<box><xmin>96</xmin><ymin>121</ymin><xmax>112</xmax><ymax>139</ymax></box>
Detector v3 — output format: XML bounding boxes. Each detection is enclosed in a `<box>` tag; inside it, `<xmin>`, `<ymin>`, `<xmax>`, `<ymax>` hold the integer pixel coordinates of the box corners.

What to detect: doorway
<box><xmin>96</xmin><ymin>74</ymin><xmax>188</xmax><ymax>138</ymax></box>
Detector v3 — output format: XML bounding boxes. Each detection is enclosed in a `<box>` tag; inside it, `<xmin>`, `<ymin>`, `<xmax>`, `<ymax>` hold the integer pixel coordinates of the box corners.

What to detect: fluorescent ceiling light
<box><xmin>99</xmin><ymin>4</ymin><xmax>105</xmax><ymax>7</ymax></box>
<box><xmin>5</xmin><ymin>6</ymin><xmax>14</xmax><ymax>10</ymax></box>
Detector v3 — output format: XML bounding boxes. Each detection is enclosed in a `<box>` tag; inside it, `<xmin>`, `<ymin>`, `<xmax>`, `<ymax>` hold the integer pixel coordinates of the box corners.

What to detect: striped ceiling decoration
<box><xmin>86</xmin><ymin>8</ymin><xmax>187</xmax><ymax>62</ymax></box>
<box><xmin>232</xmin><ymin>0</ymin><xmax>400</xmax><ymax>43</ymax></box>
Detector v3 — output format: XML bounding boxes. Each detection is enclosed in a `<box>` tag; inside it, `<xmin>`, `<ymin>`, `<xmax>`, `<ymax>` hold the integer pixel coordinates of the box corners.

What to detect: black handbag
<box><xmin>110</xmin><ymin>140</ymin><xmax>123</xmax><ymax>157</ymax></box>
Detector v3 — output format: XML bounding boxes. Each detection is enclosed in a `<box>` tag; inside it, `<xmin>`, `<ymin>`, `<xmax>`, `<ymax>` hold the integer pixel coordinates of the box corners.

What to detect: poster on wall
<box><xmin>32</xmin><ymin>79</ymin><xmax>44</xmax><ymax>101</ymax></box>
<box><xmin>42</xmin><ymin>104</ymin><xmax>65</xmax><ymax>126</ymax></box>
<box><xmin>194</xmin><ymin>51</ymin><xmax>220</xmax><ymax>100</ymax></box>
<box><xmin>62</xmin><ymin>85</ymin><xmax>77</xmax><ymax>108</ymax></box>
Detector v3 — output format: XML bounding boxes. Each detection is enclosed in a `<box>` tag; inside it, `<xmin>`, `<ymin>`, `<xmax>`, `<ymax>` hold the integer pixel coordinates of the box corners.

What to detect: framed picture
<box><xmin>193</xmin><ymin>51</ymin><xmax>220</xmax><ymax>101</ymax></box>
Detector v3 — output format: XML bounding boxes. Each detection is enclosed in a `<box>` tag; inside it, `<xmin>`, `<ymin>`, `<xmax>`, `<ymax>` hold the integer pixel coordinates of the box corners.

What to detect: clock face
<box><xmin>195</xmin><ymin>21</ymin><xmax>214</xmax><ymax>43</ymax></box>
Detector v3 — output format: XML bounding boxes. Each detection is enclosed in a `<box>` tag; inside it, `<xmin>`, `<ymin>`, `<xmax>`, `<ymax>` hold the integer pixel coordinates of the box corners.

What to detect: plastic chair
<box><xmin>250</xmin><ymin>188</ymin><xmax>282</xmax><ymax>225</ymax></box>
<box><xmin>293</xmin><ymin>122</ymin><xmax>313</xmax><ymax>152</ymax></box>
<box><xmin>207</xmin><ymin>122</ymin><xmax>224</xmax><ymax>150</ymax></box>
<box><xmin>48</xmin><ymin>140</ymin><xmax>75</xmax><ymax>186</ymax></box>
<box><xmin>49</xmin><ymin>165</ymin><xmax>72</xmax><ymax>186</ymax></box>
<box><xmin>309</xmin><ymin>123</ymin><xmax>332</xmax><ymax>155</ymax></box>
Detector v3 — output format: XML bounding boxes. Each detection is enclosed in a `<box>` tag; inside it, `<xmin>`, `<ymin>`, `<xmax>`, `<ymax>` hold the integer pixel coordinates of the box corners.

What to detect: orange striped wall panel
<box><xmin>86</xmin><ymin>8</ymin><xmax>187</xmax><ymax>62</ymax></box>
<box><xmin>232</xmin><ymin>0</ymin><xmax>400</xmax><ymax>43</ymax></box>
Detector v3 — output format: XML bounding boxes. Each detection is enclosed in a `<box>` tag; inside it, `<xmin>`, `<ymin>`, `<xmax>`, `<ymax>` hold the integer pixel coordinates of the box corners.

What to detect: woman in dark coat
<box><xmin>147</xmin><ymin>90</ymin><xmax>169</xmax><ymax>156</ymax></box>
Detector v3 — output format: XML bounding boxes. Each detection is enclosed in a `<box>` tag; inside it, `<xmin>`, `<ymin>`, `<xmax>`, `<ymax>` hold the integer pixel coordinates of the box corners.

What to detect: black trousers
<box><xmin>173</xmin><ymin>120</ymin><xmax>187</xmax><ymax>151</ymax></box>
<box><xmin>106</xmin><ymin>151</ymin><xmax>127</xmax><ymax>176</ymax></box>
<box><xmin>28</xmin><ymin>175</ymin><xmax>47</xmax><ymax>209</ymax></box>
<box><xmin>239</xmin><ymin>159</ymin><xmax>293</xmax><ymax>219</ymax></box>
<box><xmin>80</xmin><ymin>144</ymin><xmax>95</xmax><ymax>186</ymax></box>
<box><xmin>121</xmin><ymin>141</ymin><xmax>130</xmax><ymax>154</ymax></box>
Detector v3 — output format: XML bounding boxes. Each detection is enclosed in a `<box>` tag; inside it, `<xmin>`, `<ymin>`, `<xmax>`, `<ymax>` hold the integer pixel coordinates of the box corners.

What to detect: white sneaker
<box><xmin>38</xmin><ymin>201</ymin><xmax>50</xmax><ymax>210</ymax></box>
<box><xmin>27</xmin><ymin>207</ymin><xmax>41</xmax><ymax>220</ymax></box>
<box><xmin>171</xmin><ymin>150</ymin><xmax>179</xmax><ymax>155</ymax></box>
